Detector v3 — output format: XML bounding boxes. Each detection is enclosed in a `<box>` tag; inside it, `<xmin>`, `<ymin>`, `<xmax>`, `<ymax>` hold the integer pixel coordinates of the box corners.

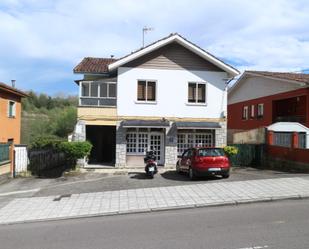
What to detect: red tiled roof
<box><xmin>246</xmin><ymin>71</ymin><xmax>309</xmax><ymax>84</ymax></box>
<box><xmin>0</xmin><ymin>82</ymin><xmax>28</xmax><ymax>97</ymax></box>
<box><xmin>73</xmin><ymin>57</ymin><xmax>117</xmax><ymax>74</ymax></box>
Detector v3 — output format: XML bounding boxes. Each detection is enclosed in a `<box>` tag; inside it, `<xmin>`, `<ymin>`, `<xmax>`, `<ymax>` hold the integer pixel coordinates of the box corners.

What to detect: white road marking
<box><xmin>237</xmin><ymin>245</ymin><xmax>269</xmax><ymax>249</ymax></box>
<box><xmin>0</xmin><ymin>188</ymin><xmax>40</xmax><ymax>197</ymax></box>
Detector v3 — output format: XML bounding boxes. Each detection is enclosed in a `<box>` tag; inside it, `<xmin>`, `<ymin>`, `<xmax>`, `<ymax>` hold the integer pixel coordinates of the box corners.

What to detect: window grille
<box><xmin>177</xmin><ymin>133</ymin><xmax>213</xmax><ymax>155</ymax></box>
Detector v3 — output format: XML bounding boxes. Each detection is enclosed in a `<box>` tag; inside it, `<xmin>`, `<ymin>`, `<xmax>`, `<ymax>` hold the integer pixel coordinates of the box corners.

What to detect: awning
<box><xmin>175</xmin><ymin>121</ymin><xmax>221</xmax><ymax>129</ymax></box>
<box><xmin>121</xmin><ymin>120</ymin><xmax>170</xmax><ymax>128</ymax></box>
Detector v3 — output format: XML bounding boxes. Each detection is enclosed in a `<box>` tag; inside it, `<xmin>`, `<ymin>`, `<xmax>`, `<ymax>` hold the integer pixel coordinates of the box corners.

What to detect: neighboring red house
<box><xmin>228</xmin><ymin>71</ymin><xmax>309</xmax><ymax>135</ymax></box>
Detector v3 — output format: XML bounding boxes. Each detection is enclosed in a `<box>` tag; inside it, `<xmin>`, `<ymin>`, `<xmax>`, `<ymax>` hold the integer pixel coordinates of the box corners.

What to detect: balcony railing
<box><xmin>274</xmin><ymin>115</ymin><xmax>306</xmax><ymax>124</ymax></box>
<box><xmin>80</xmin><ymin>97</ymin><xmax>116</xmax><ymax>107</ymax></box>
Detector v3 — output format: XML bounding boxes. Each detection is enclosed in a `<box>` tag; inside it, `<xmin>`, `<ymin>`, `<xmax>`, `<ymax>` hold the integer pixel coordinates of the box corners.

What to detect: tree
<box><xmin>51</xmin><ymin>107</ymin><xmax>77</xmax><ymax>138</ymax></box>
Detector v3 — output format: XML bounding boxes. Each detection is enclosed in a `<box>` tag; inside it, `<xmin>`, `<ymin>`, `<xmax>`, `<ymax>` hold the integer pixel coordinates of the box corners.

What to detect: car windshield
<box><xmin>197</xmin><ymin>148</ymin><xmax>225</xmax><ymax>157</ymax></box>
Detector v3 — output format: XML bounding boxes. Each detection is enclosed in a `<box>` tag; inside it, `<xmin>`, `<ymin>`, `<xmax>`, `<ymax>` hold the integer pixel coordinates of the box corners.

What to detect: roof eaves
<box><xmin>0</xmin><ymin>82</ymin><xmax>28</xmax><ymax>97</ymax></box>
<box><xmin>108</xmin><ymin>33</ymin><xmax>239</xmax><ymax>76</ymax></box>
<box><xmin>245</xmin><ymin>71</ymin><xmax>309</xmax><ymax>86</ymax></box>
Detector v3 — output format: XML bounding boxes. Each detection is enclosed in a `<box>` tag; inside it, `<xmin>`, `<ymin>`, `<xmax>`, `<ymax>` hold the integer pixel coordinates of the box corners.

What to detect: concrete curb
<box><xmin>1</xmin><ymin>195</ymin><xmax>308</xmax><ymax>226</ymax></box>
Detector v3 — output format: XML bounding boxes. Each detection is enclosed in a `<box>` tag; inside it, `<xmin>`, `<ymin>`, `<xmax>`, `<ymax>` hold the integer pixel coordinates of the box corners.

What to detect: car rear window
<box><xmin>197</xmin><ymin>148</ymin><xmax>225</xmax><ymax>157</ymax></box>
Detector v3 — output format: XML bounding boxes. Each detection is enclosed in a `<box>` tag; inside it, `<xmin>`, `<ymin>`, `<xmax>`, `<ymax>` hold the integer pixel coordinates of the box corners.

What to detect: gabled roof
<box><xmin>74</xmin><ymin>33</ymin><xmax>239</xmax><ymax>76</ymax></box>
<box><xmin>0</xmin><ymin>82</ymin><xmax>28</xmax><ymax>97</ymax></box>
<box><xmin>246</xmin><ymin>71</ymin><xmax>309</xmax><ymax>84</ymax></box>
<box><xmin>74</xmin><ymin>57</ymin><xmax>117</xmax><ymax>74</ymax></box>
<box><xmin>108</xmin><ymin>33</ymin><xmax>239</xmax><ymax>76</ymax></box>
<box><xmin>229</xmin><ymin>70</ymin><xmax>309</xmax><ymax>95</ymax></box>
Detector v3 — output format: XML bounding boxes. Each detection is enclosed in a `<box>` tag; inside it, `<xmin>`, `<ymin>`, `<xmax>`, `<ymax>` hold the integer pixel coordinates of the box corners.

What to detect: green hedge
<box><xmin>29</xmin><ymin>136</ymin><xmax>92</xmax><ymax>174</ymax></box>
<box><xmin>58</xmin><ymin>141</ymin><xmax>92</xmax><ymax>161</ymax></box>
<box><xmin>223</xmin><ymin>146</ymin><xmax>239</xmax><ymax>157</ymax></box>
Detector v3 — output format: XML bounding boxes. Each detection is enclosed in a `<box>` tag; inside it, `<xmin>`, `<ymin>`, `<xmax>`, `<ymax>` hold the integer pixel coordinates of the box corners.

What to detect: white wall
<box><xmin>117</xmin><ymin>67</ymin><xmax>228</xmax><ymax>118</ymax></box>
<box><xmin>229</xmin><ymin>76</ymin><xmax>302</xmax><ymax>104</ymax></box>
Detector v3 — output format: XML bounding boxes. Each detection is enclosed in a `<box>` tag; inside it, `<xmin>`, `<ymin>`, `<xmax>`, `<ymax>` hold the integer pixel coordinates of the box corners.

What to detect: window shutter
<box><xmin>188</xmin><ymin>83</ymin><xmax>196</xmax><ymax>102</ymax></box>
<box><xmin>137</xmin><ymin>81</ymin><xmax>146</xmax><ymax>101</ymax></box>
<box><xmin>197</xmin><ymin>84</ymin><xmax>205</xmax><ymax>103</ymax></box>
<box><xmin>251</xmin><ymin>105</ymin><xmax>255</xmax><ymax>118</ymax></box>
<box><xmin>147</xmin><ymin>81</ymin><xmax>156</xmax><ymax>101</ymax></box>
<box><xmin>12</xmin><ymin>102</ymin><xmax>16</xmax><ymax>117</ymax></box>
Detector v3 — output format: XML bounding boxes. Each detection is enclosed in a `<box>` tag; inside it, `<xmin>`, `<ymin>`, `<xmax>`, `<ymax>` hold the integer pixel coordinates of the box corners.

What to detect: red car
<box><xmin>176</xmin><ymin>147</ymin><xmax>230</xmax><ymax>180</ymax></box>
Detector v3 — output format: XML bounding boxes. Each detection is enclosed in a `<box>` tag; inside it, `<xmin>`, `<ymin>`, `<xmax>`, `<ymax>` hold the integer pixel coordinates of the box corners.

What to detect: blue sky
<box><xmin>0</xmin><ymin>0</ymin><xmax>309</xmax><ymax>96</ymax></box>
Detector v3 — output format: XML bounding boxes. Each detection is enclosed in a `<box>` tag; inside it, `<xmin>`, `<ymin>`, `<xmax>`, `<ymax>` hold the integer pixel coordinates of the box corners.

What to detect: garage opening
<box><xmin>86</xmin><ymin>125</ymin><xmax>116</xmax><ymax>165</ymax></box>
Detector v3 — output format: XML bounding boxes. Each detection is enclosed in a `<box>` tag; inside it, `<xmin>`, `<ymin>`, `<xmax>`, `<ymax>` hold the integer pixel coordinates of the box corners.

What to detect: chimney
<box><xmin>11</xmin><ymin>80</ymin><xmax>16</xmax><ymax>88</ymax></box>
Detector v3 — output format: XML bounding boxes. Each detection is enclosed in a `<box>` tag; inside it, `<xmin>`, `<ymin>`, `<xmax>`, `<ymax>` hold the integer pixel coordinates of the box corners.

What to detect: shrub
<box><xmin>57</xmin><ymin>141</ymin><xmax>92</xmax><ymax>161</ymax></box>
<box><xmin>30</xmin><ymin>135</ymin><xmax>65</xmax><ymax>149</ymax></box>
<box><xmin>223</xmin><ymin>146</ymin><xmax>239</xmax><ymax>157</ymax></box>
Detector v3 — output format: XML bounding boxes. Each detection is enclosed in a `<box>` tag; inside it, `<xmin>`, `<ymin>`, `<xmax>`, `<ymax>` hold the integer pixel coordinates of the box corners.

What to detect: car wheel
<box><xmin>222</xmin><ymin>173</ymin><xmax>230</xmax><ymax>179</ymax></box>
<box><xmin>176</xmin><ymin>162</ymin><xmax>181</xmax><ymax>174</ymax></box>
<box><xmin>189</xmin><ymin>167</ymin><xmax>196</xmax><ymax>180</ymax></box>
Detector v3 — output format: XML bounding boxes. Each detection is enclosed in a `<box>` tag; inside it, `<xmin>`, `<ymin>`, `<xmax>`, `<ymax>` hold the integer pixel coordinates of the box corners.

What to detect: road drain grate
<box><xmin>53</xmin><ymin>194</ymin><xmax>72</xmax><ymax>201</ymax></box>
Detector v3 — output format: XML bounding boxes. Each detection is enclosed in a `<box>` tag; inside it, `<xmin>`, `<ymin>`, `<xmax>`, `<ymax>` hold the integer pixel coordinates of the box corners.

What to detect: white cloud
<box><xmin>0</xmin><ymin>0</ymin><xmax>309</xmax><ymax>92</ymax></box>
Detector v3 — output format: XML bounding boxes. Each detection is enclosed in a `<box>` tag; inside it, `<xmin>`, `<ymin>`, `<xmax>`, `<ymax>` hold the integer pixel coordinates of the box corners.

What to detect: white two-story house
<box><xmin>73</xmin><ymin>33</ymin><xmax>239</xmax><ymax>167</ymax></box>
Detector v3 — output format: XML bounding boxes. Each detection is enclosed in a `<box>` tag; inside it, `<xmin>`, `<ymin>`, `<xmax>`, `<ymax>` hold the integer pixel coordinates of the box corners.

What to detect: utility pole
<box><xmin>142</xmin><ymin>26</ymin><xmax>154</xmax><ymax>47</ymax></box>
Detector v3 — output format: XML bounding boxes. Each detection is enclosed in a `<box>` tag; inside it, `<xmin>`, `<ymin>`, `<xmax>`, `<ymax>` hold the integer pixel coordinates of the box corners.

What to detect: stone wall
<box><xmin>215</xmin><ymin>121</ymin><xmax>227</xmax><ymax>147</ymax></box>
<box><xmin>165</xmin><ymin>123</ymin><xmax>178</xmax><ymax>167</ymax></box>
<box><xmin>115</xmin><ymin>121</ymin><xmax>126</xmax><ymax>168</ymax></box>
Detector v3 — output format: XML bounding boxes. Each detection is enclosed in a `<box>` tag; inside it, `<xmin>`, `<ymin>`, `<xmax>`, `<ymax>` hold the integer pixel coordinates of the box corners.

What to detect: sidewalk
<box><xmin>0</xmin><ymin>176</ymin><xmax>309</xmax><ymax>225</ymax></box>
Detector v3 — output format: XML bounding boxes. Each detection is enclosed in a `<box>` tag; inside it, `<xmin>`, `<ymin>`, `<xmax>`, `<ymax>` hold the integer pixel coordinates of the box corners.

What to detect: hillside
<box><xmin>21</xmin><ymin>91</ymin><xmax>78</xmax><ymax>145</ymax></box>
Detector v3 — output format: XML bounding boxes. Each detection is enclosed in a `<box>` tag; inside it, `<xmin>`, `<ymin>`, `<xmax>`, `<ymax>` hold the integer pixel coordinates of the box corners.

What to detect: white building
<box><xmin>73</xmin><ymin>33</ymin><xmax>239</xmax><ymax>167</ymax></box>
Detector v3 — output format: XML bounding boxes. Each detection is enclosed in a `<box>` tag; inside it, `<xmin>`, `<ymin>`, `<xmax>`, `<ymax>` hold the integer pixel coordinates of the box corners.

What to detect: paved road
<box><xmin>0</xmin><ymin>199</ymin><xmax>308</xmax><ymax>249</ymax></box>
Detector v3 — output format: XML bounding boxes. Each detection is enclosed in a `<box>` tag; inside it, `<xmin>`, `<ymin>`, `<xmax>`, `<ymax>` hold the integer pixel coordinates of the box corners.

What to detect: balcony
<box><xmin>79</xmin><ymin>80</ymin><xmax>116</xmax><ymax>107</ymax></box>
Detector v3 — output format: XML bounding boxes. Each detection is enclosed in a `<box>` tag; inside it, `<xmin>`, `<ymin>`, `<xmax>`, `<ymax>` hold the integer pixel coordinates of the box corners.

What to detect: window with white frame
<box><xmin>137</xmin><ymin>80</ymin><xmax>156</xmax><ymax>102</ymax></box>
<box><xmin>138</xmin><ymin>133</ymin><xmax>148</xmax><ymax>153</ymax></box>
<box><xmin>250</xmin><ymin>105</ymin><xmax>255</xmax><ymax>118</ymax></box>
<box><xmin>195</xmin><ymin>133</ymin><xmax>212</xmax><ymax>147</ymax></box>
<box><xmin>126</xmin><ymin>133</ymin><xmax>137</xmax><ymax>153</ymax></box>
<box><xmin>188</xmin><ymin>82</ymin><xmax>206</xmax><ymax>104</ymax></box>
<box><xmin>242</xmin><ymin>106</ymin><xmax>248</xmax><ymax>120</ymax></box>
<box><xmin>81</xmin><ymin>82</ymin><xmax>116</xmax><ymax>98</ymax></box>
<box><xmin>177</xmin><ymin>133</ymin><xmax>213</xmax><ymax>155</ymax></box>
<box><xmin>257</xmin><ymin>103</ymin><xmax>264</xmax><ymax>118</ymax></box>
<box><xmin>177</xmin><ymin>134</ymin><xmax>187</xmax><ymax>154</ymax></box>
<box><xmin>8</xmin><ymin>101</ymin><xmax>16</xmax><ymax>118</ymax></box>
<box><xmin>127</xmin><ymin>131</ymin><xmax>149</xmax><ymax>154</ymax></box>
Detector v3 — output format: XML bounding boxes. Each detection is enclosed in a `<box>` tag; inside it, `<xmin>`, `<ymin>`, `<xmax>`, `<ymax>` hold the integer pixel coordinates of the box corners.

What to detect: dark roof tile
<box><xmin>73</xmin><ymin>57</ymin><xmax>117</xmax><ymax>74</ymax></box>
<box><xmin>246</xmin><ymin>70</ymin><xmax>309</xmax><ymax>84</ymax></box>
<box><xmin>0</xmin><ymin>82</ymin><xmax>28</xmax><ymax>97</ymax></box>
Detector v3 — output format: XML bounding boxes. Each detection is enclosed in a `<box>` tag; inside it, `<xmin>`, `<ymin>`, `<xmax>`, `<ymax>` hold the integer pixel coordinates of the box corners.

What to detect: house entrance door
<box><xmin>149</xmin><ymin>133</ymin><xmax>164</xmax><ymax>165</ymax></box>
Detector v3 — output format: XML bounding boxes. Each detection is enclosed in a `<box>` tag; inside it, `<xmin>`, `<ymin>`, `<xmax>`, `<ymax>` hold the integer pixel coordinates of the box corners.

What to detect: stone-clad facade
<box><xmin>73</xmin><ymin>120</ymin><xmax>227</xmax><ymax>168</ymax></box>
